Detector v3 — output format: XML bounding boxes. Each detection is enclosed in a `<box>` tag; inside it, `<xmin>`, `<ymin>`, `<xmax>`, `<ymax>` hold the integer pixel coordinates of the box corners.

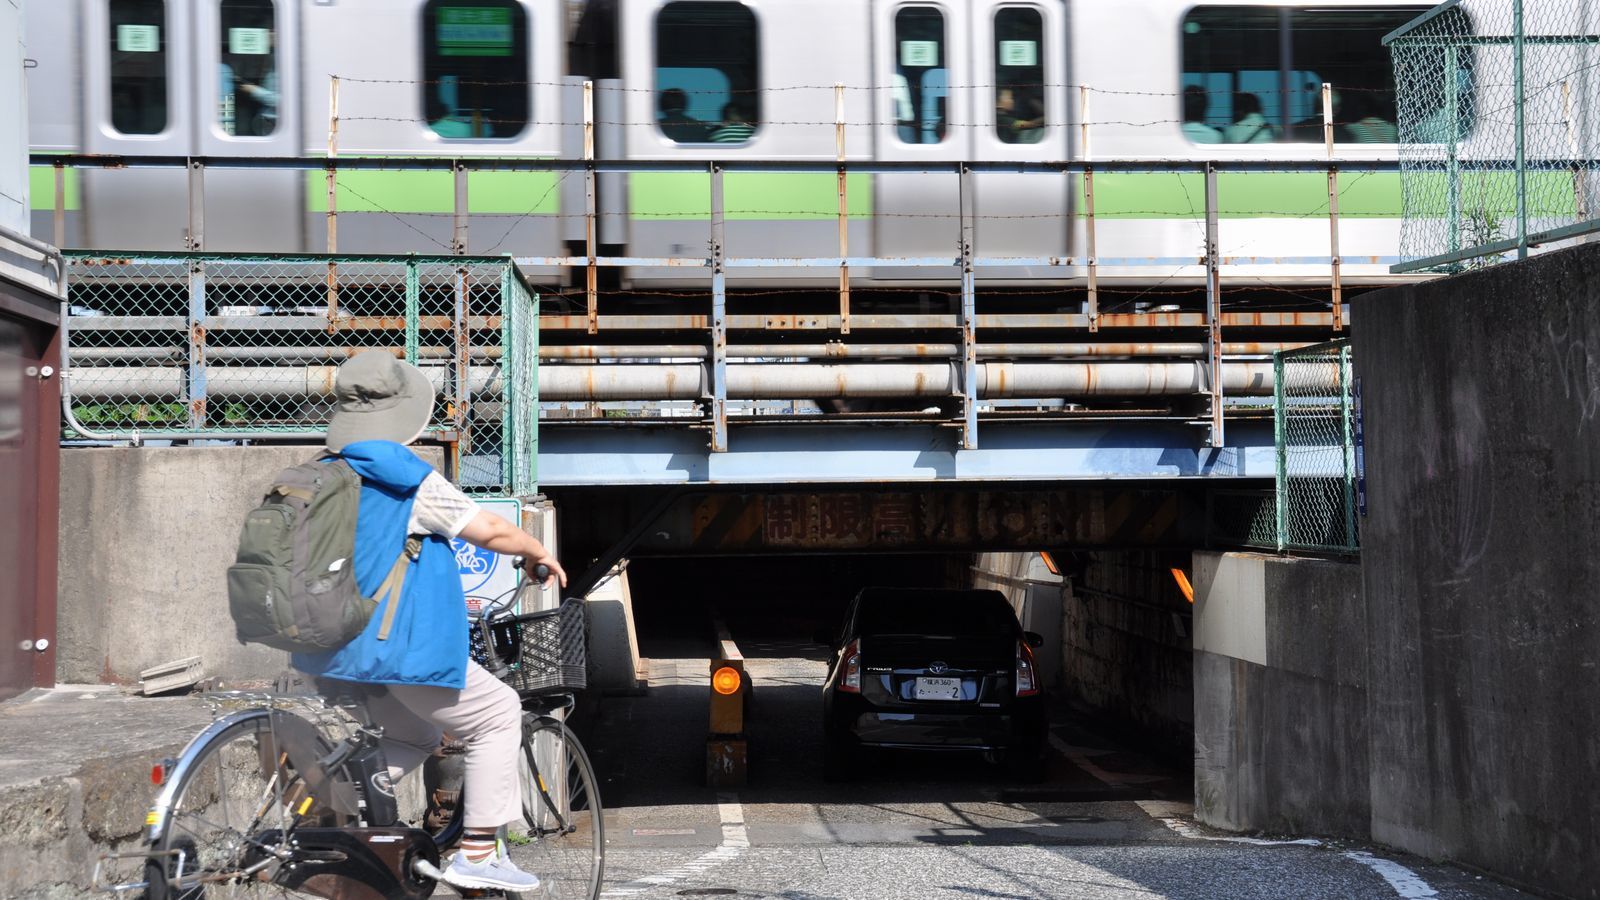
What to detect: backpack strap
<box><xmin>374</xmin><ymin>536</ymin><xmax>423</xmax><ymax>641</ymax></box>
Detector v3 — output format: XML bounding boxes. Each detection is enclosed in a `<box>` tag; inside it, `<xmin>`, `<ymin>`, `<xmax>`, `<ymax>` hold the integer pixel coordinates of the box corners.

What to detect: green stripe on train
<box><xmin>1086</xmin><ymin>173</ymin><xmax>1405</xmax><ymax>218</ymax></box>
<box><xmin>631</xmin><ymin>173</ymin><xmax>874</xmax><ymax>220</ymax></box>
<box><xmin>28</xmin><ymin>166</ymin><xmax>81</xmax><ymax>211</ymax></box>
<box><xmin>305</xmin><ymin>170</ymin><xmax>561</xmax><ymax>214</ymax></box>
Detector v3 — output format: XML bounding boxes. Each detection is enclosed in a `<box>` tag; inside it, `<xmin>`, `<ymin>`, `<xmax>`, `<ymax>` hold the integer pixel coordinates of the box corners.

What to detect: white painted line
<box><xmin>1135</xmin><ymin>800</ymin><xmax>1321</xmax><ymax>847</ymax></box>
<box><xmin>598</xmin><ymin>792</ymin><xmax>749</xmax><ymax>898</ymax></box>
<box><xmin>1344</xmin><ymin>851</ymin><xmax>1439</xmax><ymax>899</ymax></box>
<box><xmin>1048</xmin><ymin>733</ymin><xmax>1121</xmax><ymax>786</ymax></box>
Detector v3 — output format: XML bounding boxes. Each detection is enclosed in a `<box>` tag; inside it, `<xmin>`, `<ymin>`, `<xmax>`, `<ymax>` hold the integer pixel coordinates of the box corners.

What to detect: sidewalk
<box><xmin>0</xmin><ymin>684</ymin><xmax>214</xmax><ymax>897</ymax></box>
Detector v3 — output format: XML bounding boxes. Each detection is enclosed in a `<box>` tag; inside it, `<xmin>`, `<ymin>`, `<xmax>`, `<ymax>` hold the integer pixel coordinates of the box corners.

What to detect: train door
<box><xmin>193</xmin><ymin>0</ymin><xmax>303</xmax><ymax>251</ymax></box>
<box><xmin>970</xmin><ymin>1</ymin><xmax>1070</xmax><ymax>277</ymax></box>
<box><xmin>871</xmin><ymin>0</ymin><xmax>974</xmax><ymax>279</ymax></box>
<box><xmin>81</xmin><ymin>0</ymin><xmax>198</xmax><ymax>249</ymax></box>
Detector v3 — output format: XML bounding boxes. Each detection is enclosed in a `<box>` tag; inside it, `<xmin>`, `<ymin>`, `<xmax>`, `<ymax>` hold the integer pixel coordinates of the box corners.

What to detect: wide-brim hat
<box><xmin>325</xmin><ymin>350</ymin><xmax>436</xmax><ymax>452</ymax></box>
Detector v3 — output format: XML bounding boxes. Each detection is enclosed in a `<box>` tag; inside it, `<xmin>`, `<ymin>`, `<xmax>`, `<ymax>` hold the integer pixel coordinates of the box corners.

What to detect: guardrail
<box><xmin>62</xmin><ymin>252</ymin><xmax>538</xmax><ymax>497</ymax></box>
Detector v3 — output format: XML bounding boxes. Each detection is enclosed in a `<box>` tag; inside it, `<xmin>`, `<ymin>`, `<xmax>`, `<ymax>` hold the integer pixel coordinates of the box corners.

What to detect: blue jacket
<box><xmin>292</xmin><ymin>441</ymin><xmax>470</xmax><ymax>689</ymax></box>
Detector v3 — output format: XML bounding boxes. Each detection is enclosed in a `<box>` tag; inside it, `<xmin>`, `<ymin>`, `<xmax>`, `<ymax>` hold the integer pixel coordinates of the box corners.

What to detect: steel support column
<box><xmin>1204</xmin><ymin>163</ymin><xmax>1224</xmax><ymax>447</ymax></box>
<box><xmin>187</xmin><ymin>261</ymin><xmax>207</xmax><ymax>429</ymax></box>
<box><xmin>958</xmin><ymin>163</ymin><xmax>978</xmax><ymax>450</ymax></box>
<box><xmin>709</xmin><ymin>163</ymin><xmax>729</xmax><ymax>452</ymax></box>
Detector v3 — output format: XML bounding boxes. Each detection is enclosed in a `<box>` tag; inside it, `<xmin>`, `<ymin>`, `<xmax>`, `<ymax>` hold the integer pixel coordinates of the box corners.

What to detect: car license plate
<box><xmin>914</xmin><ymin>676</ymin><xmax>961</xmax><ymax>700</ymax></box>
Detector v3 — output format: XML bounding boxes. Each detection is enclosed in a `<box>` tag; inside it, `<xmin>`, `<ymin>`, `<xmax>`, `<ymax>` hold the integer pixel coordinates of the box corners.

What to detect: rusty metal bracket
<box><xmin>187</xmin><ymin>260</ymin><xmax>206</xmax><ymax>430</ymax></box>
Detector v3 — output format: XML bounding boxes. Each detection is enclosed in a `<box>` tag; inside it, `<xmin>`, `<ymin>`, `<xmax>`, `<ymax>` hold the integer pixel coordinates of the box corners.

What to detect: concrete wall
<box><xmin>1353</xmin><ymin>242</ymin><xmax>1600</xmax><ymax>898</ymax></box>
<box><xmin>57</xmin><ymin>445</ymin><xmax>444</xmax><ymax>685</ymax></box>
<box><xmin>1059</xmin><ymin>550</ymin><xmax>1194</xmax><ymax>760</ymax></box>
<box><xmin>1192</xmin><ymin>551</ymin><xmax>1369</xmax><ymax>839</ymax></box>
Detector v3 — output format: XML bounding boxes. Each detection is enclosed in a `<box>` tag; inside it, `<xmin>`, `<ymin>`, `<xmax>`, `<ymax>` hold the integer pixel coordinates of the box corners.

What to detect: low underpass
<box><xmin>527</xmin><ymin>553</ymin><xmax>1528</xmax><ymax>900</ymax></box>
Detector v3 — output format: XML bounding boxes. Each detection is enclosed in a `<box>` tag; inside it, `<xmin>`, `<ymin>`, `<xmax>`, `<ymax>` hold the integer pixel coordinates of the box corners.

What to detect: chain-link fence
<box><xmin>62</xmin><ymin>252</ymin><xmax>538</xmax><ymax>496</ymax></box>
<box><xmin>1274</xmin><ymin>341</ymin><xmax>1358</xmax><ymax>553</ymax></box>
<box><xmin>1388</xmin><ymin>0</ymin><xmax>1600</xmax><ymax>272</ymax></box>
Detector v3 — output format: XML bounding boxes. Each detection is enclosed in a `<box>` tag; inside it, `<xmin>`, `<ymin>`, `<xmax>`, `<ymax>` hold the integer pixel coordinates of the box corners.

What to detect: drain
<box><xmin>677</xmin><ymin>890</ymin><xmax>739</xmax><ymax>897</ymax></box>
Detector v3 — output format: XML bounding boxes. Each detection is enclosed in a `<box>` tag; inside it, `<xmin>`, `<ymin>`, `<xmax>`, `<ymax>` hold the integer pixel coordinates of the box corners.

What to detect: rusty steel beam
<box><xmin>621</xmin><ymin>487</ymin><xmax>1203</xmax><ymax>555</ymax></box>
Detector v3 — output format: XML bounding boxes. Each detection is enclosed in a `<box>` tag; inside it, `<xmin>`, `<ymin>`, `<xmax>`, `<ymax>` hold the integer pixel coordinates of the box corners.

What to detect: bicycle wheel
<box><xmin>514</xmin><ymin>716</ymin><xmax>605</xmax><ymax>900</ymax></box>
<box><xmin>146</xmin><ymin>710</ymin><xmax>350</xmax><ymax>899</ymax></box>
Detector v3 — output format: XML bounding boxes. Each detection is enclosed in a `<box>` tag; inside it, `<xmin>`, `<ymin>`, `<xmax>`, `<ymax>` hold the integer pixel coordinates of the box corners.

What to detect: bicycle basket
<box><xmin>470</xmin><ymin>599</ymin><xmax>587</xmax><ymax>695</ymax></box>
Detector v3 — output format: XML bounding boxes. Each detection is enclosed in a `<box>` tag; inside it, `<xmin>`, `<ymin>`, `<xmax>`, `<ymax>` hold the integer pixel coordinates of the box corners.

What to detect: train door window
<box><xmin>894</xmin><ymin>6</ymin><xmax>947</xmax><ymax>144</ymax></box>
<box><xmin>655</xmin><ymin>2</ymin><xmax>761</xmax><ymax>144</ymax></box>
<box><xmin>109</xmin><ymin>0</ymin><xmax>169</xmax><ymax>135</ymax></box>
<box><xmin>1180</xmin><ymin>5</ymin><xmax>1457</xmax><ymax>145</ymax></box>
<box><xmin>421</xmin><ymin>0</ymin><xmax>530</xmax><ymax>139</ymax></box>
<box><xmin>994</xmin><ymin>6</ymin><xmax>1045</xmax><ymax>144</ymax></box>
<box><xmin>218</xmin><ymin>0</ymin><xmax>278</xmax><ymax>137</ymax></box>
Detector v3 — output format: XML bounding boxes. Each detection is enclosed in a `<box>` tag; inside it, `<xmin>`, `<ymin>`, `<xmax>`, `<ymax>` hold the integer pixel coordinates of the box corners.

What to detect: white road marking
<box><xmin>1048</xmin><ymin>733</ymin><xmax>1122</xmax><ymax>786</ymax></box>
<box><xmin>599</xmin><ymin>792</ymin><xmax>749</xmax><ymax>898</ymax></box>
<box><xmin>1344</xmin><ymin>851</ymin><xmax>1440</xmax><ymax>899</ymax></box>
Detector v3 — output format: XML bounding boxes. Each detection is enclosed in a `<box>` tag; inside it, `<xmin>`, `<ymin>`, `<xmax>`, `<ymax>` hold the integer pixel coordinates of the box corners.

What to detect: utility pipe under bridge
<box><xmin>62</xmin><ymin>360</ymin><xmax>1282</xmax><ymax>402</ymax></box>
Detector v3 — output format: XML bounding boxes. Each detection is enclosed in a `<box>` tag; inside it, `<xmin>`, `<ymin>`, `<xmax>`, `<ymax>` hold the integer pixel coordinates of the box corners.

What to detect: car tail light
<box><xmin>1015</xmin><ymin>641</ymin><xmax>1040</xmax><ymax>697</ymax></box>
<box><xmin>838</xmin><ymin>639</ymin><xmax>862</xmax><ymax>693</ymax></box>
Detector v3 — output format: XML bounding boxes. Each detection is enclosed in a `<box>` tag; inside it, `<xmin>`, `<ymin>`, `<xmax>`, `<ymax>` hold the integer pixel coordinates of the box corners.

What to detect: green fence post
<box><xmin>1340</xmin><ymin>345</ymin><xmax>1357</xmax><ymax>551</ymax></box>
<box><xmin>1273</xmin><ymin>350</ymin><xmax>1288</xmax><ymax>552</ymax></box>
<box><xmin>404</xmin><ymin>259</ymin><xmax>419</xmax><ymax>366</ymax></box>
<box><xmin>1513</xmin><ymin>0</ymin><xmax>1528</xmax><ymax>259</ymax></box>
<box><xmin>1445</xmin><ymin>44</ymin><xmax>1461</xmax><ymax>261</ymax></box>
<box><xmin>500</xmin><ymin>263</ymin><xmax>515</xmax><ymax>494</ymax></box>
<box><xmin>529</xmin><ymin>288</ymin><xmax>539</xmax><ymax>496</ymax></box>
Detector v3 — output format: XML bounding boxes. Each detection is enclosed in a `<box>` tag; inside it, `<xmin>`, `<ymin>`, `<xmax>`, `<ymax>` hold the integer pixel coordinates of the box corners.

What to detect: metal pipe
<box><xmin>66</xmin><ymin>361</ymin><xmax>1290</xmax><ymax>402</ymax></box>
<box><xmin>67</xmin><ymin>341</ymin><xmax>1311</xmax><ymax>363</ymax></box>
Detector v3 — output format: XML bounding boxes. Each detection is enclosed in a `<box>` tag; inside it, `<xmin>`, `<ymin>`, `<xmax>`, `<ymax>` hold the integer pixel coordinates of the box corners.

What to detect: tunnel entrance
<box><xmin>587</xmin><ymin>550</ymin><xmax>1196</xmax><ymax>810</ymax></box>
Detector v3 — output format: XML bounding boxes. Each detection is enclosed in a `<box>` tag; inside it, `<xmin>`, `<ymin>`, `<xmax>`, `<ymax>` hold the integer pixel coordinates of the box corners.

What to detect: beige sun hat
<box><xmin>324</xmin><ymin>350</ymin><xmax>436</xmax><ymax>452</ymax></box>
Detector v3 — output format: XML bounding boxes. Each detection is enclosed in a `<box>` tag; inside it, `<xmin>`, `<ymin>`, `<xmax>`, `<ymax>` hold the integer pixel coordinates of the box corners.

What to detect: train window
<box><xmin>218</xmin><ymin>0</ymin><xmax>278</xmax><ymax>137</ymax></box>
<box><xmin>108</xmin><ymin>0</ymin><xmax>169</xmax><ymax>135</ymax></box>
<box><xmin>1180</xmin><ymin>6</ymin><xmax>1460</xmax><ymax>145</ymax></box>
<box><xmin>894</xmin><ymin>6</ymin><xmax>947</xmax><ymax>144</ymax></box>
<box><xmin>421</xmin><ymin>0</ymin><xmax>530</xmax><ymax>139</ymax></box>
<box><xmin>994</xmin><ymin>7</ymin><xmax>1045</xmax><ymax>144</ymax></box>
<box><xmin>655</xmin><ymin>2</ymin><xmax>761</xmax><ymax>144</ymax></box>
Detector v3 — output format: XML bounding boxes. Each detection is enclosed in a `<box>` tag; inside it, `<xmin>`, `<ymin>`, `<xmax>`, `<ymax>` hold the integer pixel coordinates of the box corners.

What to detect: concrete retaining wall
<box><xmin>1353</xmin><ymin>242</ymin><xmax>1600</xmax><ymax>898</ymax></box>
<box><xmin>1192</xmin><ymin>551</ymin><xmax>1369</xmax><ymax>839</ymax></box>
<box><xmin>57</xmin><ymin>445</ymin><xmax>442</xmax><ymax>685</ymax></box>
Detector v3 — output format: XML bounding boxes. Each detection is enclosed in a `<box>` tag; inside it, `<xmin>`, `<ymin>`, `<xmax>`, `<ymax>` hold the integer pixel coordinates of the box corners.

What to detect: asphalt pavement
<box><xmin>508</xmin><ymin>635</ymin><xmax>1530</xmax><ymax>900</ymax></box>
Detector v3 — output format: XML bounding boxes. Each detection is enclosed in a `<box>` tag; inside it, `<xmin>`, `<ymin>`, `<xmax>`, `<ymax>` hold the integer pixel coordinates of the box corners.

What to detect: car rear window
<box><xmin>856</xmin><ymin>590</ymin><xmax>1018</xmax><ymax>637</ymax></box>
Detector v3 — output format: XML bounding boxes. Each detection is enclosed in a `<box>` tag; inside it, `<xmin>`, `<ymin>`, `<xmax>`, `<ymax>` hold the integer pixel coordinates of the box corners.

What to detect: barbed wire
<box><xmin>334</xmin><ymin>75</ymin><xmax>1401</xmax><ymax>99</ymax></box>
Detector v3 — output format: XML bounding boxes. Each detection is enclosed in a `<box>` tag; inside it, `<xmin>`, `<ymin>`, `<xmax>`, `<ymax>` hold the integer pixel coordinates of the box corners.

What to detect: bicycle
<box><xmin>99</xmin><ymin>567</ymin><xmax>605</xmax><ymax>899</ymax></box>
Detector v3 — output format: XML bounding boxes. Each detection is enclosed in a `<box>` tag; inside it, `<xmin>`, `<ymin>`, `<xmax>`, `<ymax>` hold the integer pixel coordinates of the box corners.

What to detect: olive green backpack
<box><xmin>226</xmin><ymin>458</ymin><xmax>415</xmax><ymax>653</ymax></box>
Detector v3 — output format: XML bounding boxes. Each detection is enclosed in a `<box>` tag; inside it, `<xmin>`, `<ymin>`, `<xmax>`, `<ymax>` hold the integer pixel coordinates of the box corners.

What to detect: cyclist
<box><xmin>290</xmin><ymin>349</ymin><xmax>568</xmax><ymax>892</ymax></box>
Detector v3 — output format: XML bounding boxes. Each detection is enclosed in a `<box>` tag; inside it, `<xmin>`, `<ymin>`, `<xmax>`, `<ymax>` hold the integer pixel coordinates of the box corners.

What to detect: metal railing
<box><xmin>62</xmin><ymin>252</ymin><xmax>538</xmax><ymax>496</ymax></box>
<box><xmin>1387</xmin><ymin>0</ymin><xmax>1600</xmax><ymax>272</ymax></box>
<box><xmin>37</xmin><ymin>151</ymin><xmax>1396</xmax><ymax>453</ymax></box>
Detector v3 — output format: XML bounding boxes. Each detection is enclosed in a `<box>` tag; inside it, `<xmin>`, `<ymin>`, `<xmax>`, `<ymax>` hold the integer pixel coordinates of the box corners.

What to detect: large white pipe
<box><xmin>66</xmin><ymin>361</ymin><xmax>1290</xmax><ymax>401</ymax></box>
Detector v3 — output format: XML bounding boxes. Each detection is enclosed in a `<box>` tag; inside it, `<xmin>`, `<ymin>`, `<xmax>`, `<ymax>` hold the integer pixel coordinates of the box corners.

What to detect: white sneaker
<box><xmin>440</xmin><ymin>846</ymin><xmax>542</xmax><ymax>892</ymax></box>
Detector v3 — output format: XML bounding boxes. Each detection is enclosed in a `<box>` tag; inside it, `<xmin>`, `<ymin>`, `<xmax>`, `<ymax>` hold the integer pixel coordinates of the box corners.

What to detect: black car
<box><xmin>818</xmin><ymin>587</ymin><xmax>1048</xmax><ymax>780</ymax></box>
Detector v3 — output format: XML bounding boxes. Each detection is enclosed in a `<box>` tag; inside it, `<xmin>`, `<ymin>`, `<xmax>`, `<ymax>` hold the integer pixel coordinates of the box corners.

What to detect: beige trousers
<box><xmin>360</xmin><ymin>661</ymin><xmax>524</xmax><ymax>830</ymax></box>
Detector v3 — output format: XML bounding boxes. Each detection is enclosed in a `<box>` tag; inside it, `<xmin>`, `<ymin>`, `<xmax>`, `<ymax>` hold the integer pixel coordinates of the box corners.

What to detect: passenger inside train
<box><xmin>657</xmin><ymin>88</ymin><xmax>709</xmax><ymax>143</ymax></box>
<box><xmin>1182</xmin><ymin>86</ymin><xmax>1223</xmax><ymax>143</ymax></box>
<box><xmin>709</xmin><ymin>103</ymin><xmax>755</xmax><ymax>143</ymax></box>
<box><xmin>1224</xmin><ymin>93</ymin><xmax>1275</xmax><ymax>143</ymax></box>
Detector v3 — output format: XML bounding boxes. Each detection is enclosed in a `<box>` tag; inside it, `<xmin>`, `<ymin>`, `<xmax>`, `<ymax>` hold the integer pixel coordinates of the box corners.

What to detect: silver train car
<box><xmin>23</xmin><ymin>0</ymin><xmax>1431</xmax><ymax>288</ymax></box>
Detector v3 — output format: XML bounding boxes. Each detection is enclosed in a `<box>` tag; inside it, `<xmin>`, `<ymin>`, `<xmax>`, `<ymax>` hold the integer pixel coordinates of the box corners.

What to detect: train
<box><xmin>22</xmin><ymin>0</ymin><xmax>1435</xmax><ymax>292</ymax></box>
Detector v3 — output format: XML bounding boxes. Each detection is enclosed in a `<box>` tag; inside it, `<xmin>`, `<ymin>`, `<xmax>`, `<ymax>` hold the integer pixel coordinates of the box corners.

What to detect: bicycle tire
<box><xmin>145</xmin><ymin>710</ymin><xmax>354</xmax><ymax>900</ymax></box>
<box><xmin>513</xmin><ymin>715</ymin><xmax>605</xmax><ymax>900</ymax></box>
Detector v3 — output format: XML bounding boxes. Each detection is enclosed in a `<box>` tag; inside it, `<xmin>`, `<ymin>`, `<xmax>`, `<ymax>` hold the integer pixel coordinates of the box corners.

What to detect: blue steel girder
<box><xmin>536</xmin><ymin>419</ymin><xmax>1287</xmax><ymax>487</ymax></box>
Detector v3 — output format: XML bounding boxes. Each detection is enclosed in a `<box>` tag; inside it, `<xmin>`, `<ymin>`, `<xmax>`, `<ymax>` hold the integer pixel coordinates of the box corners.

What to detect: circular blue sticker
<box><xmin>453</xmin><ymin>538</ymin><xmax>499</xmax><ymax>595</ymax></box>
